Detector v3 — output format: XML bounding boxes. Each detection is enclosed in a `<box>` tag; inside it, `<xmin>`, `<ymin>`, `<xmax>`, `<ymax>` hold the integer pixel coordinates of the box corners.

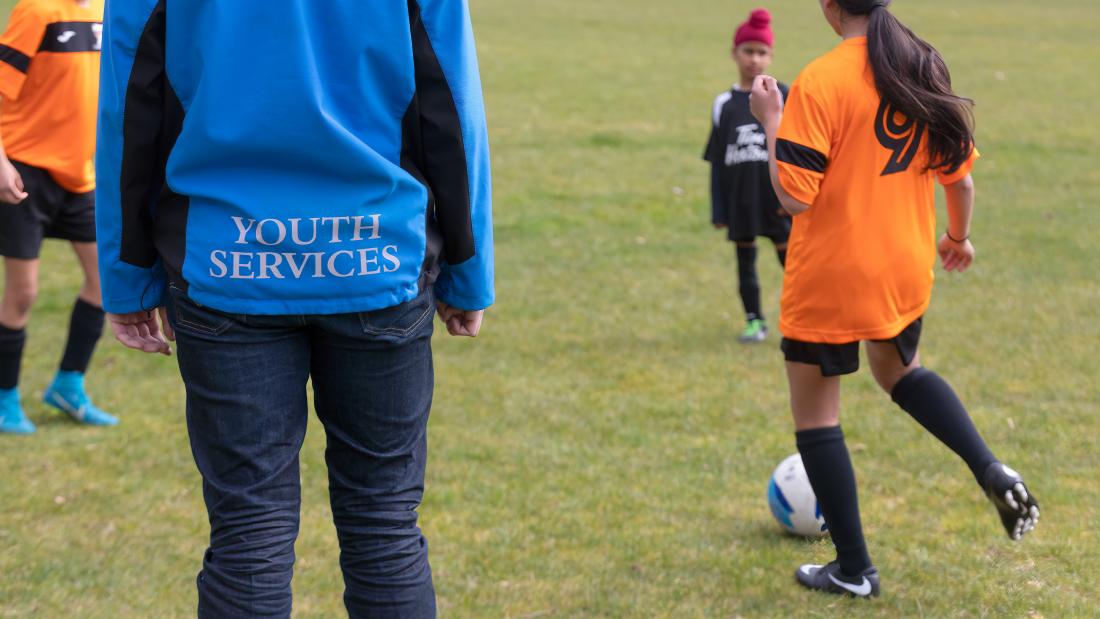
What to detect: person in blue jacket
<box><xmin>96</xmin><ymin>2</ymin><xmax>493</xmax><ymax>617</ymax></box>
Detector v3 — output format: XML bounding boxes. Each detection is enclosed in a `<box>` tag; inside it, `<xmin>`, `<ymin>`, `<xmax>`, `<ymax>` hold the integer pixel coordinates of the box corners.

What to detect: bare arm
<box><xmin>937</xmin><ymin>174</ymin><xmax>976</xmax><ymax>272</ymax></box>
<box><xmin>762</xmin><ymin>119</ymin><xmax>811</xmax><ymax>216</ymax></box>
<box><xmin>943</xmin><ymin>174</ymin><xmax>974</xmax><ymax>240</ymax></box>
<box><xmin>0</xmin><ymin>97</ymin><xmax>29</xmax><ymax>204</ymax></box>
<box><xmin>749</xmin><ymin>76</ymin><xmax>811</xmax><ymax>216</ymax></box>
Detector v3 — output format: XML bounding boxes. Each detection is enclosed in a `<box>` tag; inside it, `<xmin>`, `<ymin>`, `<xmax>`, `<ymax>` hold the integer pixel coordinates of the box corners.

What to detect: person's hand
<box><xmin>436</xmin><ymin>302</ymin><xmax>484</xmax><ymax>337</ymax></box>
<box><xmin>937</xmin><ymin>234</ymin><xmax>975</xmax><ymax>272</ymax></box>
<box><xmin>0</xmin><ymin>158</ymin><xmax>28</xmax><ymax>204</ymax></box>
<box><xmin>749</xmin><ymin>75</ymin><xmax>784</xmax><ymax>129</ymax></box>
<box><xmin>108</xmin><ymin>307</ymin><xmax>174</xmax><ymax>355</ymax></box>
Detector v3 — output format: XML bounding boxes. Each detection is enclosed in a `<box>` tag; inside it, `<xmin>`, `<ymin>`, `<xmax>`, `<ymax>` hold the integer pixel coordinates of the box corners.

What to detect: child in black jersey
<box><xmin>704</xmin><ymin>8</ymin><xmax>790</xmax><ymax>343</ymax></box>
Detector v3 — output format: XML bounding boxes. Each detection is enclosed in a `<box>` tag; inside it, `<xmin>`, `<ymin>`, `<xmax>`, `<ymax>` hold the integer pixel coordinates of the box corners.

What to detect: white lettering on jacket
<box><xmin>209</xmin><ymin>215</ymin><xmax>403</xmax><ymax>281</ymax></box>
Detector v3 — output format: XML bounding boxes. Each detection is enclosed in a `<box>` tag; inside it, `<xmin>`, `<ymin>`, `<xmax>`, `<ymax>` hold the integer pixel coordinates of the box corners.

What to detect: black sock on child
<box><xmin>891</xmin><ymin>368</ymin><xmax>997</xmax><ymax>486</ymax></box>
<box><xmin>796</xmin><ymin>425</ymin><xmax>873</xmax><ymax>576</ymax></box>
<box><xmin>736</xmin><ymin>245</ymin><xmax>762</xmax><ymax>321</ymax></box>
<box><xmin>0</xmin><ymin>324</ymin><xmax>26</xmax><ymax>390</ymax></box>
<box><xmin>59</xmin><ymin>298</ymin><xmax>105</xmax><ymax>374</ymax></box>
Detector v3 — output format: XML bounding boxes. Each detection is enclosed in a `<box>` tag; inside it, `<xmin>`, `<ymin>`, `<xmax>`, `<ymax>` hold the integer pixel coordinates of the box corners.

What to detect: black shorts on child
<box><xmin>0</xmin><ymin>161</ymin><xmax>96</xmax><ymax>259</ymax></box>
<box><xmin>781</xmin><ymin>317</ymin><xmax>923</xmax><ymax>377</ymax></box>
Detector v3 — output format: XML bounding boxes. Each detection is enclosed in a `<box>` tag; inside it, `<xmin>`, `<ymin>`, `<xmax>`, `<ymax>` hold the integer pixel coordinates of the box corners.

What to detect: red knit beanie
<box><xmin>734</xmin><ymin>8</ymin><xmax>774</xmax><ymax>48</ymax></box>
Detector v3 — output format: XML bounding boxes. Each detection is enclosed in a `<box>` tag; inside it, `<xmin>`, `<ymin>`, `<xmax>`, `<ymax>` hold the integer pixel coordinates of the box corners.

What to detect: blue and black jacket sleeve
<box><xmin>96</xmin><ymin>0</ymin><xmax>174</xmax><ymax>314</ymax></box>
<box><xmin>410</xmin><ymin>0</ymin><xmax>494</xmax><ymax>311</ymax></box>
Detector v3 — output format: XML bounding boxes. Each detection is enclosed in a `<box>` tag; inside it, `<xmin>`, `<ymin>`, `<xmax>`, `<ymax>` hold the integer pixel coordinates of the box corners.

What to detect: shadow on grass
<box><xmin>742</xmin><ymin>518</ymin><xmax>830</xmax><ymax>549</ymax></box>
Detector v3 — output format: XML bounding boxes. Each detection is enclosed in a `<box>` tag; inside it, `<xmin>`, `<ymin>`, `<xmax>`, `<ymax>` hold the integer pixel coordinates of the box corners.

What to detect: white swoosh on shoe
<box><xmin>828</xmin><ymin>573</ymin><xmax>872</xmax><ymax>596</ymax></box>
<box><xmin>51</xmin><ymin>392</ymin><xmax>86</xmax><ymax>422</ymax></box>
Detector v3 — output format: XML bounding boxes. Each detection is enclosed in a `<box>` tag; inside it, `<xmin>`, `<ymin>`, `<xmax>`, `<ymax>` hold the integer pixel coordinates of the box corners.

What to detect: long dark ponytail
<box><xmin>836</xmin><ymin>0</ymin><xmax>974</xmax><ymax>173</ymax></box>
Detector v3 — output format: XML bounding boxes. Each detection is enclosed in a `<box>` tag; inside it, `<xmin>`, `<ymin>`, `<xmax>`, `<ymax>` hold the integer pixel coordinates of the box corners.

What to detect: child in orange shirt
<box><xmin>0</xmin><ymin>0</ymin><xmax>115</xmax><ymax>433</ymax></box>
<box><xmin>749</xmin><ymin>0</ymin><xmax>1038</xmax><ymax>597</ymax></box>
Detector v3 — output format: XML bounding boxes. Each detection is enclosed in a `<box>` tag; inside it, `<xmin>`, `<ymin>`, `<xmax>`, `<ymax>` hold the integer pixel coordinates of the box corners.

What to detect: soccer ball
<box><xmin>767</xmin><ymin>453</ymin><xmax>828</xmax><ymax>537</ymax></box>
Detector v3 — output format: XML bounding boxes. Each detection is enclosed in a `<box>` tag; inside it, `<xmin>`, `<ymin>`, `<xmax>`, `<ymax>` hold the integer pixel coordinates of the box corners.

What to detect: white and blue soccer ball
<box><xmin>768</xmin><ymin>453</ymin><xmax>828</xmax><ymax>537</ymax></box>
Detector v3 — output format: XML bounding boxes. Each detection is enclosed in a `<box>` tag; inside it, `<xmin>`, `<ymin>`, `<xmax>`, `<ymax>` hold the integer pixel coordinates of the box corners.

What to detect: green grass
<box><xmin>3</xmin><ymin>0</ymin><xmax>1099</xmax><ymax>616</ymax></box>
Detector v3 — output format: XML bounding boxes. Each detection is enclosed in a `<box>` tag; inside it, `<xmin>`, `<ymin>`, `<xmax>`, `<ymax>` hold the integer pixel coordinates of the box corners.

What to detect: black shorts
<box><xmin>0</xmin><ymin>160</ymin><xmax>96</xmax><ymax>259</ymax></box>
<box><xmin>781</xmin><ymin>317</ymin><xmax>922</xmax><ymax>377</ymax></box>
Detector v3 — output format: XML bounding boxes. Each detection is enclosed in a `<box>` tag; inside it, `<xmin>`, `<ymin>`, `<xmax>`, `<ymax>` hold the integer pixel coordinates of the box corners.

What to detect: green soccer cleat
<box><xmin>738</xmin><ymin>318</ymin><xmax>768</xmax><ymax>343</ymax></box>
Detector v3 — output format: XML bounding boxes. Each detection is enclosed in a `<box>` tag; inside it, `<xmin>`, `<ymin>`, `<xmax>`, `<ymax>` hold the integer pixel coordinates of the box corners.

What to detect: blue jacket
<box><xmin>96</xmin><ymin>0</ymin><xmax>493</xmax><ymax>315</ymax></box>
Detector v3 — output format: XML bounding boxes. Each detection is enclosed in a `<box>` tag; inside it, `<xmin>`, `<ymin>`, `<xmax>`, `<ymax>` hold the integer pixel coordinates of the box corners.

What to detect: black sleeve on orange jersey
<box><xmin>0</xmin><ymin>2</ymin><xmax>48</xmax><ymax>82</ymax></box>
<box><xmin>776</xmin><ymin>139</ymin><xmax>827</xmax><ymax>173</ymax></box>
<box><xmin>0</xmin><ymin>45</ymin><xmax>30</xmax><ymax>73</ymax></box>
<box><xmin>38</xmin><ymin>22</ymin><xmax>101</xmax><ymax>53</ymax></box>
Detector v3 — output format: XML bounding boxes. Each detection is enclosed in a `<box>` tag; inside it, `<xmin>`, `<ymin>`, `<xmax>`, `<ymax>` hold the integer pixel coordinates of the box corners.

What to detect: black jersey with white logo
<box><xmin>704</xmin><ymin>84</ymin><xmax>790</xmax><ymax>241</ymax></box>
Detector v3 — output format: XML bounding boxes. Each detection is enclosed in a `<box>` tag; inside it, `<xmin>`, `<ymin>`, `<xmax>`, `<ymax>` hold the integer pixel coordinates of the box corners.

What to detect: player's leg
<box><xmin>167</xmin><ymin>288</ymin><xmax>311</xmax><ymax>618</ymax></box>
<box><xmin>0</xmin><ymin>258</ymin><xmax>39</xmax><ymax>329</ymax></box>
<box><xmin>42</xmin><ymin>240</ymin><xmax>116</xmax><ymax>426</ymax></box>
<box><xmin>734</xmin><ymin>238</ymin><xmax>767</xmax><ymax>342</ymax></box>
<box><xmin>0</xmin><ymin>162</ymin><xmax>50</xmax><ymax>434</ymax></box>
<box><xmin>774</xmin><ymin>243</ymin><xmax>787</xmax><ymax>267</ymax></box>
<box><xmin>866</xmin><ymin>323</ymin><xmax>1039</xmax><ymax>540</ymax></box>
<box><xmin>310</xmin><ymin>291</ymin><xmax>436</xmax><ymax>618</ymax></box>
<box><xmin>770</xmin><ymin>233</ymin><xmax>788</xmax><ymax>268</ymax></box>
<box><xmin>787</xmin><ymin>364</ymin><xmax>879</xmax><ymax>596</ymax></box>
<box><xmin>869</xmin><ymin>323</ymin><xmax>991</xmax><ymax>477</ymax></box>
<box><xmin>70</xmin><ymin>240</ymin><xmax>102</xmax><ymax>306</ymax></box>
<box><xmin>782</xmin><ymin>339</ymin><xmax>879</xmax><ymax>597</ymax></box>
<box><xmin>0</xmin><ymin>258</ymin><xmax>39</xmax><ymax>434</ymax></box>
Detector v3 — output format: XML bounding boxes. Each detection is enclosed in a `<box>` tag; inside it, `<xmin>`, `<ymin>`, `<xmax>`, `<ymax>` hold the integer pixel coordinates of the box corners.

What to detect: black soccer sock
<box><xmin>776</xmin><ymin>248</ymin><xmax>787</xmax><ymax>268</ymax></box>
<box><xmin>59</xmin><ymin>298</ymin><xmax>105</xmax><ymax>374</ymax></box>
<box><xmin>0</xmin><ymin>323</ymin><xmax>26</xmax><ymax>390</ymax></box>
<box><xmin>796</xmin><ymin>426</ymin><xmax>873</xmax><ymax>576</ymax></box>
<box><xmin>891</xmin><ymin>368</ymin><xmax>998</xmax><ymax>487</ymax></box>
<box><xmin>735</xmin><ymin>245</ymin><xmax>762</xmax><ymax>321</ymax></box>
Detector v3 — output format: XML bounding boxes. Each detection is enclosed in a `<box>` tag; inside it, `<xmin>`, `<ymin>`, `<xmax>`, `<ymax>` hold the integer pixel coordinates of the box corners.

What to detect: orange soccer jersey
<box><xmin>0</xmin><ymin>0</ymin><xmax>102</xmax><ymax>193</ymax></box>
<box><xmin>776</xmin><ymin>37</ymin><xmax>977</xmax><ymax>344</ymax></box>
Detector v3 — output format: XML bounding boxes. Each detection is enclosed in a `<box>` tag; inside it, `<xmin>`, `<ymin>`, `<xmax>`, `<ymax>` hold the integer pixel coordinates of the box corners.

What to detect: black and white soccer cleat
<box><xmin>984</xmin><ymin>462</ymin><xmax>1040</xmax><ymax>541</ymax></box>
<box><xmin>795</xmin><ymin>561</ymin><xmax>880</xmax><ymax>598</ymax></box>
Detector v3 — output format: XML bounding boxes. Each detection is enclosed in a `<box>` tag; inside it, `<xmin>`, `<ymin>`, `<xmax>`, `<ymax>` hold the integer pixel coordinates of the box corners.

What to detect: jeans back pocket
<box><xmin>169</xmin><ymin>287</ymin><xmax>236</xmax><ymax>337</ymax></box>
<box><xmin>358</xmin><ymin>291</ymin><xmax>434</xmax><ymax>339</ymax></box>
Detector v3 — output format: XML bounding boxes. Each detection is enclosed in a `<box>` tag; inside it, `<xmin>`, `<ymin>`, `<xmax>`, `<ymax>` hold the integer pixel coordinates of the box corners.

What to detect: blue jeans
<box><xmin>167</xmin><ymin>287</ymin><xmax>437</xmax><ymax>618</ymax></box>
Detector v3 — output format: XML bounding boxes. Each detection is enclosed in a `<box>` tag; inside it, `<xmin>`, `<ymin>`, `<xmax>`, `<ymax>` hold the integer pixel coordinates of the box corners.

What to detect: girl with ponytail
<box><xmin>747</xmin><ymin>0</ymin><xmax>1039</xmax><ymax>597</ymax></box>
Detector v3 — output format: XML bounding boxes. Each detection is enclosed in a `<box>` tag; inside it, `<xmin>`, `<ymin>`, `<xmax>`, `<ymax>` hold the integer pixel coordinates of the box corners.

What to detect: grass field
<box><xmin>3</xmin><ymin>0</ymin><xmax>1099</xmax><ymax>617</ymax></box>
